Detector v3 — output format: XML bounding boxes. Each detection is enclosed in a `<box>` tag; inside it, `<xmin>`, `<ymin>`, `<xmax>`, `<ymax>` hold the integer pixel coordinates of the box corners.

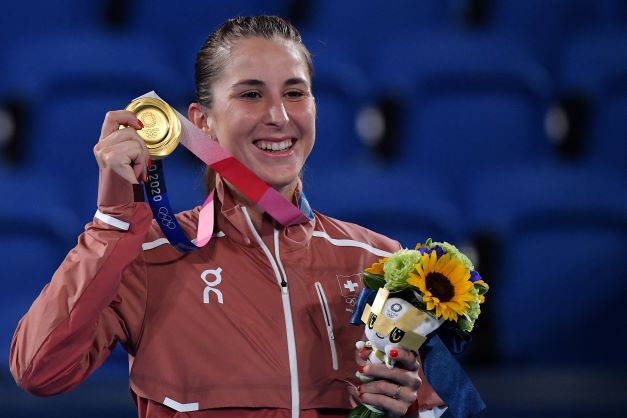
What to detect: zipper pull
<box><xmin>281</xmin><ymin>279</ymin><xmax>288</xmax><ymax>294</ymax></box>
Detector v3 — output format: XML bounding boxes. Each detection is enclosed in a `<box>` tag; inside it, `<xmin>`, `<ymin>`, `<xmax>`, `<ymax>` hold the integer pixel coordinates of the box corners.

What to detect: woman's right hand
<box><xmin>93</xmin><ymin>110</ymin><xmax>149</xmax><ymax>184</ymax></box>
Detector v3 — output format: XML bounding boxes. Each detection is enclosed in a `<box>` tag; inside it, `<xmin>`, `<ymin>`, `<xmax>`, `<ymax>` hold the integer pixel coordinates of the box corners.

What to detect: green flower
<box><xmin>383</xmin><ymin>249</ymin><xmax>422</xmax><ymax>291</ymax></box>
<box><xmin>428</xmin><ymin>240</ymin><xmax>475</xmax><ymax>271</ymax></box>
<box><xmin>458</xmin><ymin>287</ymin><xmax>482</xmax><ymax>332</ymax></box>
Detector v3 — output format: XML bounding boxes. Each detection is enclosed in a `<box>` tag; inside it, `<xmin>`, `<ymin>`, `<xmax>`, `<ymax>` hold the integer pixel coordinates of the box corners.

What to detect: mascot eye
<box><xmin>389</xmin><ymin>327</ymin><xmax>405</xmax><ymax>343</ymax></box>
<box><xmin>367</xmin><ymin>313</ymin><xmax>377</xmax><ymax>329</ymax></box>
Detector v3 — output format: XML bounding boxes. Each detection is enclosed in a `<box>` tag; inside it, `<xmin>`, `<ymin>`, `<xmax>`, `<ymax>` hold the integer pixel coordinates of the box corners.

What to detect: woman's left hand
<box><xmin>353</xmin><ymin>345</ymin><xmax>422</xmax><ymax>417</ymax></box>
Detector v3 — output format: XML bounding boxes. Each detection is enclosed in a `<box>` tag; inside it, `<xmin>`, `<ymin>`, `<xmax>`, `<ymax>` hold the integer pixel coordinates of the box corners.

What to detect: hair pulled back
<box><xmin>194</xmin><ymin>15</ymin><xmax>313</xmax><ymax>108</ymax></box>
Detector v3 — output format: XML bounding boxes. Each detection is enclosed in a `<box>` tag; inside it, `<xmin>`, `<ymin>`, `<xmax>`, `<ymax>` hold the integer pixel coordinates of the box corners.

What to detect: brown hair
<box><xmin>194</xmin><ymin>15</ymin><xmax>313</xmax><ymax>193</ymax></box>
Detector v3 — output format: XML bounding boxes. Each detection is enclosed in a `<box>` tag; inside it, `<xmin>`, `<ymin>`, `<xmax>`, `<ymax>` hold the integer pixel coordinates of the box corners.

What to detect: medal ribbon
<box><xmin>140</xmin><ymin>91</ymin><xmax>313</xmax><ymax>252</ymax></box>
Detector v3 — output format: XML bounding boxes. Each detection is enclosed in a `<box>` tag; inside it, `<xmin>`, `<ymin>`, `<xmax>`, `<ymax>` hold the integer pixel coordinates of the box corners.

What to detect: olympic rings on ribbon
<box><xmin>157</xmin><ymin>206</ymin><xmax>176</xmax><ymax>229</ymax></box>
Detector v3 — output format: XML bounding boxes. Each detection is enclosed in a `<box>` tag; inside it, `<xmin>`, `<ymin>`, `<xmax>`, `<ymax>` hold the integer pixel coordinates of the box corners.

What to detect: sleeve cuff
<box><xmin>94</xmin><ymin>210</ymin><xmax>130</xmax><ymax>231</ymax></box>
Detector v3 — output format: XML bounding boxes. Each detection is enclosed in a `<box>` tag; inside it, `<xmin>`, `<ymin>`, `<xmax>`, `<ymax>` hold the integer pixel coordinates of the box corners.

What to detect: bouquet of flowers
<box><xmin>348</xmin><ymin>239</ymin><xmax>488</xmax><ymax>418</ymax></box>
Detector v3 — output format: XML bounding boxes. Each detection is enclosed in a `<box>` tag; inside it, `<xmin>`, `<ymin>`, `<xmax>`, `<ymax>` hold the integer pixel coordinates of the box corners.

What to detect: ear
<box><xmin>188</xmin><ymin>102</ymin><xmax>213</xmax><ymax>136</ymax></box>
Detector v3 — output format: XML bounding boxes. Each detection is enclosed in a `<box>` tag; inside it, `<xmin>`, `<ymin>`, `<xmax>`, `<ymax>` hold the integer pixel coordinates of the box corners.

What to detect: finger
<box><xmin>114</xmin><ymin>163</ymin><xmax>141</xmax><ymax>184</ymax></box>
<box><xmin>99</xmin><ymin>125</ymin><xmax>145</xmax><ymax>146</ymax></box>
<box><xmin>100</xmin><ymin>110</ymin><xmax>143</xmax><ymax>140</ymax></box>
<box><xmin>354</xmin><ymin>341</ymin><xmax>372</xmax><ymax>364</ymax></box>
<box><xmin>358</xmin><ymin>391</ymin><xmax>408</xmax><ymax>418</ymax></box>
<box><xmin>95</xmin><ymin>134</ymin><xmax>145</xmax><ymax>167</ymax></box>
<box><xmin>115</xmin><ymin>127</ymin><xmax>150</xmax><ymax>175</ymax></box>
<box><xmin>386</xmin><ymin>346</ymin><xmax>419</xmax><ymax>372</ymax></box>
<box><xmin>359</xmin><ymin>363</ymin><xmax>421</xmax><ymax>391</ymax></box>
<box><xmin>360</xmin><ymin>380</ymin><xmax>416</xmax><ymax>404</ymax></box>
<box><xmin>132</xmin><ymin>159</ymin><xmax>147</xmax><ymax>183</ymax></box>
<box><xmin>95</xmin><ymin>140</ymin><xmax>149</xmax><ymax>183</ymax></box>
<box><xmin>95</xmin><ymin>128</ymin><xmax>150</xmax><ymax>174</ymax></box>
<box><xmin>347</xmin><ymin>384</ymin><xmax>360</xmax><ymax>408</ymax></box>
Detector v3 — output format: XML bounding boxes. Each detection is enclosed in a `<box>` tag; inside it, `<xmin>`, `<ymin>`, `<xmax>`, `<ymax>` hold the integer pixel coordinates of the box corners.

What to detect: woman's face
<box><xmin>205</xmin><ymin>37</ymin><xmax>315</xmax><ymax>199</ymax></box>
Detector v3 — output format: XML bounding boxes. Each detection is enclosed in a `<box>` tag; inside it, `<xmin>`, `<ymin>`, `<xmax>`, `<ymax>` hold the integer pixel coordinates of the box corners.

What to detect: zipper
<box><xmin>241</xmin><ymin>208</ymin><xmax>299</xmax><ymax>418</ymax></box>
<box><xmin>314</xmin><ymin>282</ymin><xmax>339</xmax><ymax>371</ymax></box>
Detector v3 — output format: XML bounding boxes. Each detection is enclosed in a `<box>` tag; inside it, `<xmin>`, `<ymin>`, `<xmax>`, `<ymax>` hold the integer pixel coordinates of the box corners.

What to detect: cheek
<box><xmin>290</xmin><ymin>102</ymin><xmax>316</xmax><ymax>130</ymax></box>
<box><xmin>214</xmin><ymin>110</ymin><xmax>254</xmax><ymax>148</ymax></box>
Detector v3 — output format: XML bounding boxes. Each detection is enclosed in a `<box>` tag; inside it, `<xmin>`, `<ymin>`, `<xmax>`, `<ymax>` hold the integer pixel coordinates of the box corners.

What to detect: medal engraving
<box><xmin>137</xmin><ymin>108</ymin><xmax>168</xmax><ymax>143</ymax></box>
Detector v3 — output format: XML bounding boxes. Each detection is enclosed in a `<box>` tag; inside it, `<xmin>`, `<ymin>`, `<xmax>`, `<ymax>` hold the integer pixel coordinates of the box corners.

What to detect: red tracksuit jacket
<box><xmin>10</xmin><ymin>169</ymin><xmax>444</xmax><ymax>417</ymax></box>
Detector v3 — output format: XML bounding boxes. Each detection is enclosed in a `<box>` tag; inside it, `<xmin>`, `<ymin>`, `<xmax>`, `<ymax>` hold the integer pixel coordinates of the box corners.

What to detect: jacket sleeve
<box><xmin>9</xmin><ymin>168</ymin><xmax>153</xmax><ymax>396</ymax></box>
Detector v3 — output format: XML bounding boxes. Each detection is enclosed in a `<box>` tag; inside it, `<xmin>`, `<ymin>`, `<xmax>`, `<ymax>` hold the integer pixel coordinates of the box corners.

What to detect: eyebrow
<box><xmin>231</xmin><ymin>77</ymin><xmax>309</xmax><ymax>89</ymax></box>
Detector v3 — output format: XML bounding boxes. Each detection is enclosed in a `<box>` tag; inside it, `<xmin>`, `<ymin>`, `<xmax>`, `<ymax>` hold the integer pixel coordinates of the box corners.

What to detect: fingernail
<box><xmin>137</xmin><ymin>118</ymin><xmax>144</xmax><ymax>129</ymax></box>
<box><xmin>389</xmin><ymin>349</ymin><xmax>399</xmax><ymax>358</ymax></box>
<box><xmin>358</xmin><ymin>366</ymin><xmax>365</xmax><ymax>374</ymax></box>
<box><xmin>144</xmin><ymin>172</ymin><xmax>148</xmax><ymax>182</ymax></box>
<box><xmin>147</xmin><ymin>159</ymin><xmax>152</xmax><ymax>168</ymax></box>
<box><xmin>359</xmin><ymin>347</ymin><xmax>369</xmax><ymax>356</ymax></box>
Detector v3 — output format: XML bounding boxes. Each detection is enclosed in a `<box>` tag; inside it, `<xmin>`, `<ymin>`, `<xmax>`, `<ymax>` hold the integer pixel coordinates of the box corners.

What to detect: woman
<box><xmin>10</xmin><ymin>16</ymin><xmax>453</xmax><ymax>418</ymax></box>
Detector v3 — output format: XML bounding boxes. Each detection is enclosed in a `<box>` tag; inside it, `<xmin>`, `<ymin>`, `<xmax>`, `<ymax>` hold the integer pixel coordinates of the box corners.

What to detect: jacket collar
<box><xmin>214</xmin><ymin>175</ymin><xmax>315</xmax><ymax>250</ymax></box>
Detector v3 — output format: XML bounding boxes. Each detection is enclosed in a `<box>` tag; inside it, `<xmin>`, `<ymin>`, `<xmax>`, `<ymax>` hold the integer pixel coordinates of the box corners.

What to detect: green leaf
<box><xmin>362</xmin><ymin>272</ymin><xmax>385</xmax><ymax>290</ymax></box>
<box><xmin>346</xmin><ymin>404</ymin><xmax>384</xmax><ymax>418</ymax></box>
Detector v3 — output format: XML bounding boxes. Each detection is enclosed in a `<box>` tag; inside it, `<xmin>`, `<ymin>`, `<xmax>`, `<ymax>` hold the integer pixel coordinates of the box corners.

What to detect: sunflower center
<box><xmin>425</xmin><ymin>272</ymin><xmax>454</xmax><ymax>301</ymax></box>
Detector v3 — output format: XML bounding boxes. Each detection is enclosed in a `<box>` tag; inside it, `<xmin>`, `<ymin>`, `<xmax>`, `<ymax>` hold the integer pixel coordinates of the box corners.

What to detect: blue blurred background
<box><xmin>1</xmin><ymin>1</ymin><xmax>626</xmax><ymax>417</ymax></box>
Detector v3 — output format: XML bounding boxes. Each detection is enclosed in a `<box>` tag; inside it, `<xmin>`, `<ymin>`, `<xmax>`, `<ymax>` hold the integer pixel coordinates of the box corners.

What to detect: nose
<box><xmin>264</xmin><ymin>94</ymin><xmax>289</xmax><ymax>128</ymax></box>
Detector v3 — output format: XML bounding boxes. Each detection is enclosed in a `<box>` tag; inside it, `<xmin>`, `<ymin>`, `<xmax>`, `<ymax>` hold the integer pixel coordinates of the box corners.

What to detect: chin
<box><xmin>266</xmin><ymin>178</ymin><xmax>299</xmax><ymax>195</ymax></box>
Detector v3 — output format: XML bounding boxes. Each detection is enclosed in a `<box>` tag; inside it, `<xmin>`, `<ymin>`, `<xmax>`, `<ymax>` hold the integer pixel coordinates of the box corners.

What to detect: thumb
<box><xmin>117</xmin><ymin>165</ymin><xmax>140</xmax><ymax>185</ymax></box>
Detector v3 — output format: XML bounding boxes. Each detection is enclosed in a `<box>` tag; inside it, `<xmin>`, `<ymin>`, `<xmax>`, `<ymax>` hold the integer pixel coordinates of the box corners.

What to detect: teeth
<box><xmin>256</xmin><ymin>139</ymin><xmax>293</xmax><ymax>152</ymax></box>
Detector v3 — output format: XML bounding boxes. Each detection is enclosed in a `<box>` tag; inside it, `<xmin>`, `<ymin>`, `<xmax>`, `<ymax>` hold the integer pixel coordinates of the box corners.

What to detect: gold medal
<box><xmin>125</xmin><ymin>97</ymin><xmax>181</xmax><ymax>159</ymax></box>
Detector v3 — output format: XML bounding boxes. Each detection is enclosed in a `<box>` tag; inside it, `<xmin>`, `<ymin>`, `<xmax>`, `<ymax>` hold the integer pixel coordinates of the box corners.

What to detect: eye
<box><xmin>389</xmin><ymin>327</ymin><xmax>405</xmax><ymax>343</ymax></box>
<box><xmin>367</xmin><ymin>313</ymin><xmax>377</xmax><ymax>329</ymax></box>
<box><xmin>285</xmin><ymin>90</ymin><xmax>305</xmax><ymax>99</ymax></box>
<box><xmin>241</xmin><ymin>91</ymin><xmax>261</xmax><ymax>99</ymax></box>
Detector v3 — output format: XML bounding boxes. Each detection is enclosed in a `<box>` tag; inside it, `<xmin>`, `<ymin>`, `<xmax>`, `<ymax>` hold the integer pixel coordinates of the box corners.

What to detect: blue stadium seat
<box><xmin>559</xmin><ymin>30</ymin><xmax>627</xmax><ymax>169</ymax></box>
<box><xmin>304</xmin><ymin>165</ymin><xmax>464</xmax><ymax>249</ymax></box>
<box><xmin>300</xmin><ymin>0</ymin><xmax>458</xmax><ymax>46</ymax></box>
<box><xmin>461</xmin><ymin>164</ymin><xmax>627</xmax><ymax>365</ymax></box>
<box><xmin>0</xmin><ymin>0</ymin><xmax>108</xmax><ymax>46</ymax></box>
<box><xmin>371</xmin><ymin>33</ymin><xmax>554</xmax><ymax>194</ymax></box>
<box><xmin>483</xmin><ymin>0</ymin><xmax>627</xmax><ymax>71</ymax></box>
<box><xmin>305</xmin><ymin>57</ymin><xmax>372</xmax><ymax>168</ymax></box>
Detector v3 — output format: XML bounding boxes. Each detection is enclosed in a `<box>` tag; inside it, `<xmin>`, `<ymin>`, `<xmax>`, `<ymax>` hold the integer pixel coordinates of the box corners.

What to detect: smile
<box><xmin>254</xmin><ymin>139</ymin><xmax>294</xmax><ymax>152</ymax></box>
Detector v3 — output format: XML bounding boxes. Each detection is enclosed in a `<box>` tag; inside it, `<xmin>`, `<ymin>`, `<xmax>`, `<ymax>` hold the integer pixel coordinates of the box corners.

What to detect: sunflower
<box><xmin>364</xmin><ymin>257</ymin><xmax>388</xmax><ymax>276</ymax></box>
<box><xmin>407</xmin><ymin>250</ymin><xmax>475</xmax><ymax>322</ymax></box>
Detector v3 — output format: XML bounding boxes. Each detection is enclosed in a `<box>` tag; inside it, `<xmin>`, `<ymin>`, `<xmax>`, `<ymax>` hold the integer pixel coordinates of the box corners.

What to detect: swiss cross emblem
<box><xmin>344</xmin><ymin>280</ymin><xmax>359</xmax><ymax>292</ymax></box>
<box><xmin>336</xmin><ymin>274</ymin><xmax>361</xmax><ymax>313</ymax></box>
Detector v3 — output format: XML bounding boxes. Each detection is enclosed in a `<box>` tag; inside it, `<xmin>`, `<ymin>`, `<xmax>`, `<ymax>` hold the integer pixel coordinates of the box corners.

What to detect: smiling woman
<box><xmin>9</xmin><ymin>15</ymin><xmax>483</xmax><ymax>418</ymax></box>
<box><xmin>189</xmin><ymin>36</ymin><xmax>316</xmax><ymax>207</ymax></box>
